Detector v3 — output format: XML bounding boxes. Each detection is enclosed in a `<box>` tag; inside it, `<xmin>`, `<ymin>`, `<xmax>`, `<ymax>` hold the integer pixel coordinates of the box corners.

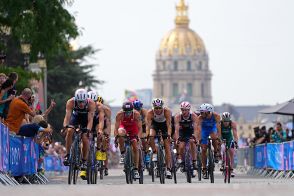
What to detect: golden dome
<box><xmin>158</xmin><ymin>0</ymin><xmax>206</xmax><ymax>57</ymax></box>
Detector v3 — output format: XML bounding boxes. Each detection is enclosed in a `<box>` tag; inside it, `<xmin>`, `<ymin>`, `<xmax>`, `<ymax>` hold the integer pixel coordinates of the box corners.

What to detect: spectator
<box><xmin>0</xmin><ymin>79</ymin><xmax>15</xmax><ymax>121</ymax></box>
<box><xmin>17</xmin><ymin>120</ymin><xmax>51</xmax><ymax>137</ymax></box>
<box><xmin>271</xmin><ymin>122</ymin><xmax>285</xmax><ymax>143</ymax></box>
<box><xmin>4</xmin><ymin>88</ymin><xmax>35</xmax><ymax>134</ymax></box>
<box><xmin>285</xmin><ymin>128</ymin><xmax>292</xmax><ymax>141</ymax></box>
<box><xmin>0</xmin><ymin>73</ymin><xmax>7</xmax><ymax>87</ymax></box>
<box><xmin>3</xmin><ymin>72</ymin><xmax>18</xmax><ymax>117</ymax></box>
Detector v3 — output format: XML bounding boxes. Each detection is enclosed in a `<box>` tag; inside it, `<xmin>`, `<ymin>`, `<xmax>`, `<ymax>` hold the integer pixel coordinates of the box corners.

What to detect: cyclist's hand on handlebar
<box><xmin>234</xmin><ymin>140</ymin><xmax>239</xmax><ymax>149</ymax></box>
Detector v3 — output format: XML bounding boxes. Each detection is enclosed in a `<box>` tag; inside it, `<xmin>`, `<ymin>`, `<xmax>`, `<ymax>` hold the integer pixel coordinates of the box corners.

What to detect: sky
<box><xmin>67</xmin><ymin>0</ymin><xmax>294</xmax><ymax>106</ymax></box>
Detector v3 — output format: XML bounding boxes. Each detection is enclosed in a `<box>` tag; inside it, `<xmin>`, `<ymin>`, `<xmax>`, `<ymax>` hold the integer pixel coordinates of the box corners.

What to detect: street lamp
<box><xmin>37</xmin><ymin>52</ymin><xmax>47</xmax><ymax>111</ymax></box>
<box><xmin>20</xmin><ymin>41</ymin><xmax>31</xmax><ymax>69</ymax></box>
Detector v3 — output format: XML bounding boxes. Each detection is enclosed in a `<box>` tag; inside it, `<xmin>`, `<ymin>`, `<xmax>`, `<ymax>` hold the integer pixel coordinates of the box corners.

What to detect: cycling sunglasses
<box><xmin>154</xmin><ymin>106</ymin><xmax>163</xmax><ymax>110</ymax></box>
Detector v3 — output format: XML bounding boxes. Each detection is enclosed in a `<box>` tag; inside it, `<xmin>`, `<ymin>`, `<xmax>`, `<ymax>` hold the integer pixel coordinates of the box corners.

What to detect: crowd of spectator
<box><xmin>248</xmin><ymin>122</ymin><xmax>294</xmax><ymax>146</ymax></box>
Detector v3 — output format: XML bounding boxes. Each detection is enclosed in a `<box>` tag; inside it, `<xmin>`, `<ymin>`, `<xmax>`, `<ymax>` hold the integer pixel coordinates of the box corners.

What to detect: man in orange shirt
<box><xmin>5</xmin><ymin>88</ymin><xmax>35</xmax><ymax>134</ymax></box>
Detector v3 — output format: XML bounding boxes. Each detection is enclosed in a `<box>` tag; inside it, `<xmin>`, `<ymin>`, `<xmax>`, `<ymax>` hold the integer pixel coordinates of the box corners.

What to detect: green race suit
<box><xmin>221</xmin><ymin>121</ymin><xmax>234</xmax><ymax>148</ymax></box>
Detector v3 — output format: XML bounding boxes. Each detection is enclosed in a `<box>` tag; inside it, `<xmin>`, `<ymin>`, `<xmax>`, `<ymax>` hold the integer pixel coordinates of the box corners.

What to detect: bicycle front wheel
<box><xmin>208</xmin><ymin>149</ymin><xmax>214</xmax><ymax>183</ymax></box>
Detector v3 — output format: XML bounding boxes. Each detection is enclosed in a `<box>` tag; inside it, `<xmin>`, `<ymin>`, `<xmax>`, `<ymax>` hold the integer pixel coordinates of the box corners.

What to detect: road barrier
<box><xmin>237</xmin><ymin>141</ymin><xmax>294</xmax><ymax>179</ymax></box>
<box><xmin>0</xmin><ymin>123</ymin><xmax>47</xmax><ymax>185</ymax></box>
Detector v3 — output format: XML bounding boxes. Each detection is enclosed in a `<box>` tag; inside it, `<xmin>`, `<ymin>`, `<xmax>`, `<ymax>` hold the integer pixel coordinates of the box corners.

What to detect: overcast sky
<box><xmin>67</xmin><ymin>0</ymin><xmax>294</xmax><ymax>106</ymax></box>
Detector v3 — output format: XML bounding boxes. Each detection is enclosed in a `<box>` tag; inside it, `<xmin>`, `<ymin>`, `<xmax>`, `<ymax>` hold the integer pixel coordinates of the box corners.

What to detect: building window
<box><xmin>187</xmin><ymin>83</ymin><xmax>193</xmax><ymax>96</ymax></box>
<box><xmin>161</xmin><ymin>83</ymin><xmax>164</xmax><ymax>97</ymax></box>
<box><xmin>201</xmin><ymin>83</ymin><xmax>205</xmax><ymax>97</ymax></box>
<box><xmin>187</xmin><ymin>61</ymin><xmax>191</xmax><ymax>71</ymax></box>
<box><xmin>198</xmin><ymin>61</ymin><xmax>202</xmax><ymax>70</ymax></box>
<box><xmin>172</xmin><ymin>83</ymin><xmax>178</xmax><ymax>97</ymax></box>
<box><xmin>174</xmin><ymin>61</ymin><xmax>178</xmax><ymax>71</ymax></box>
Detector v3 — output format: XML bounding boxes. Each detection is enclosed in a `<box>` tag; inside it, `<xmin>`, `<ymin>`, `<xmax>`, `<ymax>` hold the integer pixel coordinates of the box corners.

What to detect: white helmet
<box><xmin>74</xmin><ymin>88</ymin><xmax>87</xmax><ymax>101</ymax></box>
<box><xmin>88</xmin><ymin>90</ymin><xmax>98</xmax><ymax>102</ymax></box>
<box><xmin>152</xmin><ymin>98</ymin><xmax>164</xmax><ymax>108</ymax></box>
<box><xmin>222</xmin><ymin>112</ymin><xmax>231</xmax><ymax>121</ymax></box>
<box><xmin>199</xmin><ymin>103</ymin><xmax>214</xmax><ymax>112</ymax></box>
<box><xmin>180</xmin><ymin>101</ymin><xmax>191</xmax><ymax>110</ymax></box>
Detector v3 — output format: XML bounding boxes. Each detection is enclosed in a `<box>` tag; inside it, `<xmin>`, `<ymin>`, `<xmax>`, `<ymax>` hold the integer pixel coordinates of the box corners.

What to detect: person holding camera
<box><xmin>271</xmin><ymin>122</ymin><xmax>286</xmax><ymax>143</ymax></box>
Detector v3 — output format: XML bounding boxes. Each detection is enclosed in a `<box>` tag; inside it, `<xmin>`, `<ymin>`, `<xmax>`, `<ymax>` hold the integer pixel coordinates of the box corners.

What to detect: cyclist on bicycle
<box><xmin>174</xmin><ymin>101</ymin><xmax>198</xmax><ymax>170</ymax></box>
<box><xmin>220</xmin><ymin>112</ymin><xmax>238</xmax><ymax>177</ymax></box>
<box><xmin>114</xmin><ymin>101</ymin><xmax>142</xmax><ymax>179</ymax></box>
<box><xmin>63</xmin><ymin>88</ymin><xmax>96</xmax><ymax>180</ymax></box>
<box><xmin>196</xmin><ymin>103</ymin><xmax>221</xmax><ymax>179</ymax></box>
<box><xmin>133</xmin><ymin>99</ymin><xmax>148</xmax><ymax>154</ymax></box>
<box><xmin>146</xmin><ymin>98</ymin><xmax>173</xmax><ymax>179</ymax></box>
<box><xmin>96</xmin><ymin>95</ymin><xmax>112</xmax><ymax>176</ymax></box>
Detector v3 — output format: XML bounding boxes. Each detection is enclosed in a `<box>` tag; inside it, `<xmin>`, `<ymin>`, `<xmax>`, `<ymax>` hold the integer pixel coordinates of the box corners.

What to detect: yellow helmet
<box><xmin>97</xmin><ymin>96</ymin><xmax>104</xmax><ymax>104</ymax></box>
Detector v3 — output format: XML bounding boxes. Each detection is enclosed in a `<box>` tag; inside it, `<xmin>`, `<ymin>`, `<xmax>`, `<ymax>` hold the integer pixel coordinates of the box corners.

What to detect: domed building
<box><xmin>153</xmin><ymin>0</ymin><xmax>212</xmax><ymax>108</ymax></box>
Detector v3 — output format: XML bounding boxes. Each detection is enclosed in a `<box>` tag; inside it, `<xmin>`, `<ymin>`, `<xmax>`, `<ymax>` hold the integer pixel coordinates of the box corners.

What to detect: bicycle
<box><xmin>180</xmin><ymin>138</ymin><xmax>194</xmax><ymax>183</ymax></box>
<box><xmin>170</xmin><ymin>140</ymin><xmax>177</xmax><ymax>184</ymax></box>
<box><xmin>66</xmin><ymin>125</ymin><xmax>84</xmax><ymax>185</ymax></box>
<box><xmin>150</xmin><ymin>131</ymin><xmax>166</xmax><ymax>184</ymax></box>
<box><xmin>87</xmin><ymin>132</ymin><xmax>98</xmax><ymax>184</ymax></box>
<box><xmin>96</xmin><ymin>133</ymin><xmax>109</xmax><ymax>180</ymax></box>
<box><xmin>117</xmin><ymin>135</ymin><xmax>143</xmax><ymax>184</ymax></box>
<box><xmin>221</xmin><ymin>139</ymin><xmax>238</xmax><ymax>183</ymax></box>
<box><xmin>196</xmin><ymin>142</ymin><xmax>202</xmax><ymax>181</ymax></box>
<box><xmin>204</xmin><ymin>138</ymin><xmax>215</xmax><ymax>183</ymax></box>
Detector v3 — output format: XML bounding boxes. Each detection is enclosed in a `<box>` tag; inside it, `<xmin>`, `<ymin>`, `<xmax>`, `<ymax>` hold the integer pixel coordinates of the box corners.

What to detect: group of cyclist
<box><xmin>61</xmin><ymin>88</ymin><xmax>238</xmax><ymax>181</ymax></box>
<box><xmin>62</xmin><ymin>88</ymin><xmax>111</xmax><ymax>179</ymax></box>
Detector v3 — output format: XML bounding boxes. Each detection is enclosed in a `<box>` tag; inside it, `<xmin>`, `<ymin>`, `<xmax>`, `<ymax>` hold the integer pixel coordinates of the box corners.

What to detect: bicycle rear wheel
<box><xmin>150</xmin><ymin>157</ymin><xmax>155</xmax><ymax>182</ymax></box>
<box><xmin>124</xmin><ymin>146</ymin><xmax>133</xmax><ymax>184</ymax></box>
<box><xmin>171</xmin><ymin>152</ymin><xmax>177</xmax><ymax>184</ymax></box>
<box><xmin>139</xmin><ymin>149</ymin><xmax>144</xmax><ymax>184</ymax></box>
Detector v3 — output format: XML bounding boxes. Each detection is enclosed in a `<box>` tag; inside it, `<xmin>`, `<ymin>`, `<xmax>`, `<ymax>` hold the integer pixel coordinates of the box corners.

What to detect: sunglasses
<box><xmin>77</xmin><ymin>100</ymin><xmax>86</xmax><ymax>104</ymax></box>
<box><xmin>154</xmin><ymin>107</ymin><xmax>163</xmax><ymax>110</ymax></box>
<box><xmin>181</xmin><ymin>109</ymin><xmax>190</xmax><ymax>112</ymax></box>
<box><xmin>124</xmin><ymin>111</ymin><xmax>133</xmax><ymax>115</ymax></box>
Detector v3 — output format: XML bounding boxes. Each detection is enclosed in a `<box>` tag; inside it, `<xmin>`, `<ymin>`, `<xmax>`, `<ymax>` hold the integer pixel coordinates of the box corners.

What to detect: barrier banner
<box><xmin>44</xmin><ymin>156</ymin><xmax>55</xmax><ymax>171</ymax></box>
<box><xmin>0</xmin><ymin>123</ymin><xmax>3</xmax><ymax>171</ymax></box>
<box><xmin>283</xmin><ymin>141</ymin><xmax>294</xmax><ymax>170</ymax></box>
<box><xmin>9</xmin><ymin>136</ymin><xmax>23</xmax><ymax>176</ymax></box>
<box><xmin>254</xmin><ymin>144</ymin><xmax>267</xmax><ymax>168</ymax></box>
<box><xmin>1</xmin><ymin>124</ymin><xmax>10</xmax><ymax>172</ymax></box>
<box><xmin>266</xmin><ymin>143</ymin><xmax>283</xmax><ymax>170</ymax></box>
<box><xmin>22</xmin><ymin>137</ymin><xmax>32</xmax><ymax>175</ymax></box>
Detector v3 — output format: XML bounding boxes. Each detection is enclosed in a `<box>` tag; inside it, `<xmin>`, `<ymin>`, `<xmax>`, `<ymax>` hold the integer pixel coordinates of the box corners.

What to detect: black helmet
<box><xmin>122</xmin><ymin>101</ymin><xmax>133</xmax><ymax>112</ymax></box>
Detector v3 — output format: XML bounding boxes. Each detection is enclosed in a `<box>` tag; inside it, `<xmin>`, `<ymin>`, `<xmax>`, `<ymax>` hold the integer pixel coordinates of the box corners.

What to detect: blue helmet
<box><xmin>133</xmin><ymin>99</ymin><xmax>143</xmax><ymax>111</ymax></box>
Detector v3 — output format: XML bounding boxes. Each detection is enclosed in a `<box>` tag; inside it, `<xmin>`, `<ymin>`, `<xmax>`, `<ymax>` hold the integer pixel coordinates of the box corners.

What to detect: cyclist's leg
<box><xmin>201</xmin><ymin>128</ymin><xmax>209</xmax><ymax>176</ymax></box>
<box><xmin>163</xmin><ymin>137</ymin><xmax>172</xmax><ymax>169</ymax></box>
<box><xmin>177</xmin><ymin>139</ymin><xmax>185</xmax><ymax>163</ymax></box>
<box><xmin>189</xmin><ymin>138</ymin><xmax>197</xmax><ymax>167</ymax></box>
<box><xmin>210</xmin><ymin>130</ymin><xmax>221</xmax><ymax>161</ymax></box>
<box><xmin>64</xmin><ymin>114</ymin><xmax>77</xmax><ymax>165</ymax></box>
<box><xmin>118</xmin><ymin>127</ymin><xmax>126</xmax><ymax>153</ymax></box>
<box><xmin>141</xmin><ymin>124</ymin><xmax>148</xmax><ymax>152</ymax></box>
<box><xmin>149</xmin><ymin>124</ymin><xmax>157</xmax><ymax>160</ymax></box>
<box><xmin>131</xmin><ymin>138</ymin><xmax>139</xmax><ymax>169</ymax></box>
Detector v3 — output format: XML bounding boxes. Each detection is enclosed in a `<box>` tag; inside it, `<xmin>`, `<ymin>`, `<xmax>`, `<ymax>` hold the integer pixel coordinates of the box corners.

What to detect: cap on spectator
<box><xmin>253</xmin><ymin>126</ymin><xmax>259</xmax><ymax>131</ymax></box>
<box><xmin>38</xmin><ymin>120</ymin><xmax>48</xmax><ymax>129</ymax></box>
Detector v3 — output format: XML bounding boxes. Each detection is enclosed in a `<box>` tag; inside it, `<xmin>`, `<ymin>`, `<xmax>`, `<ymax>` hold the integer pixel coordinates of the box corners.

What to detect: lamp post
<box><xmin>38</xmin><ymin>52</ymin><xmax>47</xmax><ymax>111</ymax></box>
<box><xmin>20</xmin><ymin>41</ymin><xmax>31</xmax><ymax>69</ymax></box>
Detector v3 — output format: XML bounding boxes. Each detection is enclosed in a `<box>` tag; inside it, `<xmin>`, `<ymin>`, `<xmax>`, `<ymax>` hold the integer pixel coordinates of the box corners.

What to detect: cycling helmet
<box><xmin>87</xmin><ymin>90</ymin><xmax>98</xmax><ymax>102</ymax></box>
<box><xmin>222</xmin><ymin>112</ymin><xmax>231</xmax><ymax>121</ymax></box>
<box><xmin>199</xmin><ymin>103</ymin><xmax>214</xmax><ymax>112</ymax></box>
<box><xmin>152</xmin><ymin>98</ymin><xmax>164</xmax><ymax>108</ymax></box>
<box><xmin>74</xmin><ymin>88</ymin><xmax>87</xmax><ymax>101</ymax></box>
<box><xmin>122</xmin><ymin>101</ymin><xmax>134</xmax><ymax>112</ymax></box>
<box><xmin>180</xmin><ymin>101</ymin><xmax>191</xmax><ymax>110</ymax></box>
<box><xmin>97</xmin><ymin>96</ymin><xmax>104</xmax><ymax>104</ymax></box>
<box><xmin>133</xmin><ymin>99</ymin><xmax>143</xmax><ymax>111</ymax></box>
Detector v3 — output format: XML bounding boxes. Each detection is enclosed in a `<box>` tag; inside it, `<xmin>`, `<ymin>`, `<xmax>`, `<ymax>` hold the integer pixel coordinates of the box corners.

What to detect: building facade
<box><xmin>153</xmin><ymin>0</ymin><xmax>212</xmax><ymax>109</ymax></box>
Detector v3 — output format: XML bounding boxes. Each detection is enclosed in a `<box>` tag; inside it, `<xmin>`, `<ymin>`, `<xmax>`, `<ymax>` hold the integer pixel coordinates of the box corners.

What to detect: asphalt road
<box><xmin>2</xmin><ymin>168</ymin><xmax>294</xmax><ymax>196</ymax></box>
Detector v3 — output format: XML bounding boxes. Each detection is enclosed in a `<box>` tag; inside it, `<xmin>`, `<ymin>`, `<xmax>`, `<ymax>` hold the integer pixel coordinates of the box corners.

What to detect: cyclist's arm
<box><xmin>63</xmin><ymin>99</ymin><xmax>73</xmax><ymax>127</ymax></box>
<box><xmin>134</xmin><ymin>111</ymin><xmax>143</xmax><ymax>138</ymax></box>
<box><xmin>192</xmin><ymin>113</ymin><xmax>199</xmax><ymax>141</ymax></box>
<box><xmin>97</xmin><ymin>103</ymin><xmax>105</xmax><ymax>132</ymax></box>
<box><xmin>114</xmin><ymin>111</ymin><xmax>122</xmax><ymax>137</ymax></box>
<box><xmin>86</xmin><ymin>100</ymin><xmax>96</xmax><ymax>131</ymax></box>
<box><xmin>215</xmin><ymin>113</ymin><xmax>221</xmax><ymax>138</ymax></box>
<box><xmin>196</xmin><ymin>116</ymin><xmax>202</xmax><ymax>142</ymax></box>
<box><xmin>146</xmin><ymin>110</ymin><xmax>153</xmax><ymax>137</ymax></box>
<box><xmin>174</xmin><ymin>114</ymin><xmax>180</xmax><ymax>140</ymax></box>
<box><xmin>165</xmin><ymin>108</ymin><xmax>172</xmax><ymax>137</ymax></box>
<box><xmin>232</xmin><ymin>121</ymin><xmax>238</xmax><ymax>142</ymax></box>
